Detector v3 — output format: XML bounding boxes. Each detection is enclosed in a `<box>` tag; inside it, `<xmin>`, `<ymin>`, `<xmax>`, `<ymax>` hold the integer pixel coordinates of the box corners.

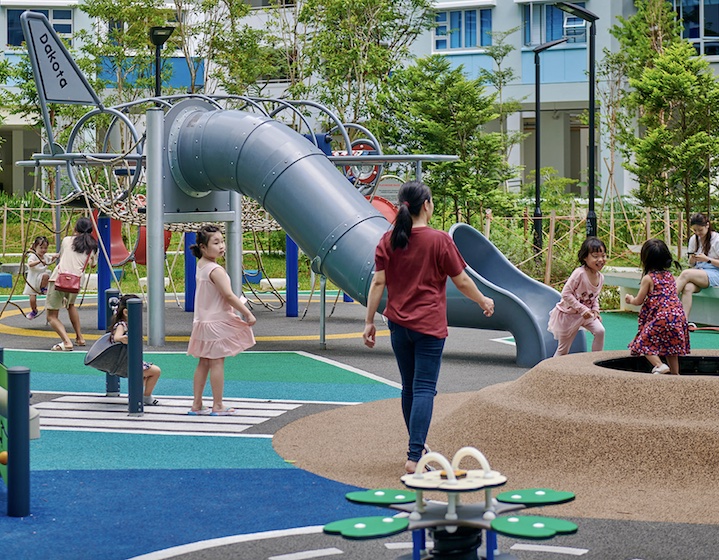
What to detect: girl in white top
<box><xmin>23</xmin><ymin>235</ymin><xmax>56</xmax><ymax>319</ymax></box>
<box><xmin>46</xmin><ymin>217</ymin><xmax>98</xmax><ymax>351</ymax></box>
<box><xmin>676</xmin><ymin>213</ymin><xmax>719</xmax><ymax>327</ymax></box>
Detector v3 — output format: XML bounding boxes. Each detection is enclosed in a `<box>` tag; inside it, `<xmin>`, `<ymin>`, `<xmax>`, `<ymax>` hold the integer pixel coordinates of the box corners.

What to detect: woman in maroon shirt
<box><xmin>363</xmin><ymin>181</ymin><xmax>495</xmax><ymax>474</ymax></box>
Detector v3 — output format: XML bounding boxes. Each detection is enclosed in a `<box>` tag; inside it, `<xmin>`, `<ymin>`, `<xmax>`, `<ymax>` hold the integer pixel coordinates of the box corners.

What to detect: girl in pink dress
<box><xmin>548</xmin><ymin>237</ymin><xmax>606</xmax><ymax>356</ymax></box>
<box><xmin>187</xmin><ymin>225</ymin><xmax>256</xmax><ymax>416</ymax></box>
<box><xmin>625</xmin><ymin>239</ymin><xmax>689</xmax><ymax>375</ymax></box>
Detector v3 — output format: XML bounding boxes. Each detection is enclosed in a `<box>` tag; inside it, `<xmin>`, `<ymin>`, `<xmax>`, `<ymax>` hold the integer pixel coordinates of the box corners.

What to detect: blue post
<box><xmin>105</xmin><ymin>288</ymin><xmax>120</xmax><ymax>396</ymax></box>
<box><xmin>485</xmin><ymin>529</ymin><xmax>497</xmax><ymax>560</ymax></box>
<box><xmin>97</xmin><ymin>214</ymin><xmax>112</xmax><ymax>330</ymax></box>
<box><xmin>184</xmin><ymin>232</ymin><xmax>196</xmax><ymax>313</ymax></box>
<box><xmin>127</xmin><ymin>298</ymin><xmax>144</xmax><ymax>416</ymax></box>
<box><xmin>7</xmin><ymin>366</ymin><xmax>30</xmax><ymax>517</ymax></box>
<box><xmin>286</xmin><ymin>235</ymin><xmax>298</xmax><ymax>318</ymax></box>
<box><xmin>412</xmin><ymin>528</ymin><xmax>425</xmax><ymax>560</ymax></box>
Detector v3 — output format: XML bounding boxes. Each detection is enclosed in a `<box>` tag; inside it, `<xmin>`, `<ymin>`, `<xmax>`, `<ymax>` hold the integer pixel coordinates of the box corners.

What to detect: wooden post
<box><xmin>484</xmin><ymin>208</ymin><xmax>492</xmax><ymax>238</ymax></box>
<box><xmin>678</xmin><ymin>211</ymin><xmax>684</xmax><ymax>260</ymax></box>
<box><xmin>2</xmin><ymin>204</ymin><xmax>6</xmax><ymax>256</ymax></box>
<box><xmin>545</xmin><ymin>211</ymin><xmax>556</xmax><ymax>285</ymax></box>
<box><xmin>569</xmin><ymin>200</ymin><xmax>576</xmax><ymax>253</ymax></box>
<box><xmin>663</xmin><ymin>207</ymin><xmax>670</xmax><ymax>246</ymax></box>
<box><xmin>609</xmin><ymin>199</ymin><xmax>615</xmax><ymax>258</ymax></box>
<box><xmin>523</xmin><ymin>207</ymin><xmax>529</xmax><ymax>239</ymax></box>
<box><xmin>645</xmin><ymin>208</ymin><xmax>651</xmax><ymax>241</ymax></box>
<box><xmin>20</xmin><ymin>205</ymin><xmax>25</xmax><ymax>251</ymax></box>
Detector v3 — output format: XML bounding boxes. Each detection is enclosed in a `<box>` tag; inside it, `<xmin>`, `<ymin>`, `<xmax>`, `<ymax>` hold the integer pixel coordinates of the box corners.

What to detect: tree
<box><xmin>370</xmin><ymin>56</ymin><xmax>508</xmax><ymax>224</ymax></box>
<box><xmin>297</xmin><ymin>0</ymin><xmax>434</xmax><ymax>126</ymax></box>
<box><xmin>624</xmin><ymin>41</ymin><xmax>719</xmax><ymax>215</ymax></box>
<box><xmin>478</xmin><ymin>27</ymin><xmax>526</xmax><ymax>187</ymax></box>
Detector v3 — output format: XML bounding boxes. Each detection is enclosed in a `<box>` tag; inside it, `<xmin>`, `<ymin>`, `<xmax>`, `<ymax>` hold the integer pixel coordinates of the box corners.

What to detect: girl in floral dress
<box><xmin>626</xmin><ymin>239</ymin><xmax>690</xmax><ymax>375</ymax></box>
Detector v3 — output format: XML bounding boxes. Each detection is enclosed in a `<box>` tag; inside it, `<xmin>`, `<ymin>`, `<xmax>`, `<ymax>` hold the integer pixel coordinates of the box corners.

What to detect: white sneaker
<box><xmin>652</xmin><ymin>364</ymin><xmax>670</xmax><ymax>375</ymax></box>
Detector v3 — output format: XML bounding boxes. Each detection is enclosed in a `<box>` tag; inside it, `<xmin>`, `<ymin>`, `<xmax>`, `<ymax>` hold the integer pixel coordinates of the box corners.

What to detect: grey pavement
<box><xmin>1</xmin><ymin>294</ymin><xmax>715</xmax><ymax>559</ymax></box>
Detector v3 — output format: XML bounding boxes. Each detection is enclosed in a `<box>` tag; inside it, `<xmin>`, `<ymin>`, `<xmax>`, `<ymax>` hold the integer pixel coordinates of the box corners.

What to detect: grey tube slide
<box><xmin>169</xmin><ymin>103</ymin><xmax>585</xmax><ymax>367</ymax></box>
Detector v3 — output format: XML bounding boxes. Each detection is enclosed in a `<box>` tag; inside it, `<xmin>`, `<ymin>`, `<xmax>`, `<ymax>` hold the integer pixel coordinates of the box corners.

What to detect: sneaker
<box><xmin>27</xmin><ymin>310</ymin><xmax>38</xmax><ymax>320</ymax></box>
<box><xmin>652</xmin><ymin>364</ymin><xmax>671</xmax><ymax>375</ymax></box>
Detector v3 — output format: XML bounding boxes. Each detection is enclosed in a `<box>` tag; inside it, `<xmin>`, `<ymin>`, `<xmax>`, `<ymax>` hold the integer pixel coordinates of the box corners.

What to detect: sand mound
<box><xmin>274</xmin><ymin>350</ymin><xmax>719</xmax><ymax>524</ymax></box>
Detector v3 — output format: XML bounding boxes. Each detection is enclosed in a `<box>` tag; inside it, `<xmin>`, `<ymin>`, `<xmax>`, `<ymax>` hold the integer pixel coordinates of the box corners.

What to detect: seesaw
<box><xmin>324</xmin><ymin>447</ymin><xmax>577</xmax><ymax>560</ymax></box>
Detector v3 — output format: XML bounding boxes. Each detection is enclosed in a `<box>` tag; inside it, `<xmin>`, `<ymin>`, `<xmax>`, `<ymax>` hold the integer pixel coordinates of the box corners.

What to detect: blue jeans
<box><xmin>388</xmin><ymin>320</ymin><xmax>446</xmax><ymax>462</ymax></box>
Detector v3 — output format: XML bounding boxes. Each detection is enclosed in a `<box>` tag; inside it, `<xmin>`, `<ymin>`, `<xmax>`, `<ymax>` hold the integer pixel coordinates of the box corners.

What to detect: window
<box><xmin>675</xmin><ymin>0</ymin><xmax>719</xmax><ymax>56</ymax></box>
<box><xmin>523</xmin><ymin>2</ymin><xmax>586</xmax><ymax>46</ymax></box>
<box><xmin>434</xmin><ymin>8</ymin><xmax>492</xmax><ymax>50</ymax></box>
<box><xmin>7</xmin><ymin>9</ymin><xmax>74</xmax><ymax>47</ymax></box>
<box><xmin>247</xmin><ymin>0</ymin><xmax>295</xmax><ymax>7</ymax></box>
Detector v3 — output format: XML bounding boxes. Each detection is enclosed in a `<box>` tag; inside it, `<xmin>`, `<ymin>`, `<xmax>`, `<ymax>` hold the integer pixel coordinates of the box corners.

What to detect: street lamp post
<box><xmin>555</xmin><ymin>2</ymin><xmax>599</xmax><ymax>238</ymax></box>
<box><xmin>148</xmin><ymin>26</ymin><xmax>175</xmax><ymax>99</ymax></box>
<box><xmin>533</xmin><ymin>38</ymin><xmax>568</xmax><ymax>254</ymax></box>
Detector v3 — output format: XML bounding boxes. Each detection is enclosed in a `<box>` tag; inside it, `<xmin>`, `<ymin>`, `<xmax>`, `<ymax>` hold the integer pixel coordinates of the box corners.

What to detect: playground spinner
<box><xmin>324</xmin><ymin>447</ymin><xmax>577</xmax><ymax>560</ymax></box>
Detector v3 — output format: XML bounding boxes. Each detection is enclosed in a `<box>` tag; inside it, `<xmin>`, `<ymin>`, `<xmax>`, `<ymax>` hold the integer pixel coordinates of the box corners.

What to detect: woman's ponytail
<box><xmin>390</xmin><ymin>181</ymin><xmax>431</xmax><ymax>251</ymax></box>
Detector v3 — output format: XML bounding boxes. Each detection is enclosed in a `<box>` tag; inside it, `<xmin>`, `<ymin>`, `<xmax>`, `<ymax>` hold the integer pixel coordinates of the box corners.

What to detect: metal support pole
<box><xmin>184</xmin><ymin>232</ymin><xmax>197</xmax><ymax>312</ymax></box>
<box><xmin>227</xmin><ymin>191</ymin><xmax>243</xmax><ymax>293</ymax></box>
<box><xmin>8</xmin><ymin>366</ymin><xmax>30</xmax><ymax>517</ymax></box>
<box><xmin>319</xmin><ymin>274</ymin><xmax>327</xmax><ymax>350</ymax></box>
<box><xmin>286</xmin><ymin>235</ymin><xmax>298</xmax><ymax>318</ymax></box>
<box><xmin>97</xmin><ymin>214</ymin><xmax>112</xmax><ymax>329</ymax></box>
<box><xmin>587</xmin><ymin>20</ymin><xmax>597</xmax><ymax>238</ymax></box>
<box><xmin>127</xmin><ymin>298</ymin><xmax>144</xmax><ymax>416</ymax></box>
<box><xmin>146</xmin><ymin>108</ymin><xmax>165</xmax><ymax>346</ymax></box>
<box><xmin>154</xmin><ymin>44</ymin><xmax>162</xmax><ymax>99</ymax></box>
<box><xmin>534</xmin><ymin>51</ymin><xmax>543</xmax><ymax>254</ymax></box>
<box><xmin>105</xmin><ymin>288</ymin><xmax>120</xmax><ymax>396</ymax></box>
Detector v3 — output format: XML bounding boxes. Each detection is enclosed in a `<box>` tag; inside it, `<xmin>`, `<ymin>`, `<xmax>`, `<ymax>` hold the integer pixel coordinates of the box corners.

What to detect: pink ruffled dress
<box><xmin>187</xmin><ymin>262</ymin><xmax>255</xmax><ymax>359</ymax></box>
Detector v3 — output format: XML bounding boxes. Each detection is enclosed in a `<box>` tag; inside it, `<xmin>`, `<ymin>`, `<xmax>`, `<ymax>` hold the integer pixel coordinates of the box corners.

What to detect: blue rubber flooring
<box><xmin>0</xmin><ymin>350</ymin><xmax>400</xmax><ymax>559</ymax></box>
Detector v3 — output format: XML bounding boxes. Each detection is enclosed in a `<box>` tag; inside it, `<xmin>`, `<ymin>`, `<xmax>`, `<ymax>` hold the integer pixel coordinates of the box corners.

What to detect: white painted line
<box><xmin>52</xmin><ymin>395</ymin><xmax>301</xmax><ymax>410</ymax></box>
<box><xmin>385</xmin><ymin>541</ymin><xmax>434</xmax><ymax>550</ymax></box>
<box><xmin>36</xmin><ymin>409</ymin><xmax>270</xmax><ymax>424</ymax></box>
<box><xmin>268</xmin><ymin>548</ymin><xmax>344</xmax><ymax>560</ymax></box>
<box><xmin>34</xmin><ymin>391</ymin><xmax>359</xmax><ymax>406</ymax></box>
<box><xmin>126</xmin><ymin>526</ymin><xmax>325</xmax><ymax>560</ymax></box>
<box><xmin>36</xmin><ymin>402</ymin><xmax>285</xmax><ymax>419</ymax></box>
<box><xmin>297</xmin><ymin>350</ymin><xmax>402</xmax><ymax>389</ymax></box>
<box><xmin>39</xmin><ymin>426</ymin><xmax>274</xmax><ymax>438</ymax></box>
<box><xmin>510</xmin><ymin>544</ymin><xmax>589</xmax><ymax>555</ymax></box>
<box><xmin>40</xmin><ymin>417</ymin><xmax>253</xmax><ymax>432</ymax></box>
<box><xmin>491</xmin><ymin>337</ymin><xmax>516</xmax><ymax>347</ymax></box>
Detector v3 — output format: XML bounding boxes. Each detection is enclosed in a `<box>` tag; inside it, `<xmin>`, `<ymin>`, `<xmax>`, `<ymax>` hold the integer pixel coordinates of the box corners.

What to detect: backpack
<box><xmin>84</xmin><ymin>332</ymin><xmax>128</xmax><ymax>377</ymax></box>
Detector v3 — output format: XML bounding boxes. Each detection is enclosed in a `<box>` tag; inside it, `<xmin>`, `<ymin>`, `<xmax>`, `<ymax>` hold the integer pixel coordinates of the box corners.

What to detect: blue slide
<box><xmin>448</xmin><ymin>224</ymin><xmax>586</xmax><ymax>366</ymax></box>
<box><xmin>167</xmin><ymin>104</ymin><xmax>585</xmax><ymax>367</ymax></box>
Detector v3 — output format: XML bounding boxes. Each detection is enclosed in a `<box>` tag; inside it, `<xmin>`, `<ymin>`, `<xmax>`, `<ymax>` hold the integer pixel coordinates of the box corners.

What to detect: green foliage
<box><xmin>478</xmin><ymin>26</ymin><xmax>527</xmax><ymax>181</ymax></box>
<box><xmin>297</xmin><ymin>0</ymin><xmax>434</xmax><ymax>126</ymax></box>
<box><xmin>624</xmin><ymin>41</ymin><xmax>719</xmax><ymax>214</ymax></box>
<box><xmin>369</xmin><ymin>55</ymin><xmax>509</xmax><ymax>223</ymax></box>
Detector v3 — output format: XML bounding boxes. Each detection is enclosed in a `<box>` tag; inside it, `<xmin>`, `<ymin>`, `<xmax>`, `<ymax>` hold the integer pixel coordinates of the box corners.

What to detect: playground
<box><xmin>1</xmin><ymin>12</ymin><xmax>718</xmax><ymax>560</ymax></box>
<box><xmin>2</xmin><ymin>297</ymin><xmax>719</xmax><ymax>559</ymax></box>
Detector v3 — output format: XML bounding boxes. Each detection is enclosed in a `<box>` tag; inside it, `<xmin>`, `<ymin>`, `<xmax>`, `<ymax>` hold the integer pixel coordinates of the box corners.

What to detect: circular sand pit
<box><xmin>274</xmin><ymin>350</ymin><xmax>719</xmax><ymax>524</ymax></box>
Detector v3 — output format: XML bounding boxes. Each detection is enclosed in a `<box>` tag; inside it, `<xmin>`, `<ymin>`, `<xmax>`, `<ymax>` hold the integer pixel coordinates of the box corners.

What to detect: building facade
<box><xmin>2</xmin><ymin>1</ymin><xmax>717</xmax><ymax>198</ymax></box>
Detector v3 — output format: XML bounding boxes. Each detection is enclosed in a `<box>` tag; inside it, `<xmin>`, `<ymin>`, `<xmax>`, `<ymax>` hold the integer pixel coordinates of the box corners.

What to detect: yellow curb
<box><xmin>0</xmin><ymin>302</ymin><xmax>389</xmax><ymax>343</ymax></box>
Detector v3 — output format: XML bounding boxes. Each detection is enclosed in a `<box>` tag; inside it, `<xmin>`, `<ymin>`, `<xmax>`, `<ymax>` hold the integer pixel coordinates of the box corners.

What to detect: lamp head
<box><xmin>533</xmin><ymin>37</ymin><xmax>568</xmax><ymax>54</ymax></box>
<box><xmin>149</xmin><ymin>26</ymin><xmax>175</xmax><ymax>47</ymax></box>
<box><xmin>554</xmin><ymin>2</ymin><xmax>599</xmax><ymax>23</ymax></box>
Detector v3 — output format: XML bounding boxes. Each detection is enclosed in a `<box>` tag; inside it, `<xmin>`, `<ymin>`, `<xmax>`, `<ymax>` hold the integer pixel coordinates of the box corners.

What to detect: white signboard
<box><xmin>375</xmin><ymin>175</ymin><xmax>403</xmax><ymax>204</ymax></box>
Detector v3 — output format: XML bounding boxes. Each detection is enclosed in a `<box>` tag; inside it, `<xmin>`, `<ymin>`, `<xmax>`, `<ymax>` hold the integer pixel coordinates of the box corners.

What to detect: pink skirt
<box><xmin>547</xmin><ymin>307</ymin><xmax>585</xmax><ymax>341</ymax></box>
<box><xmin>187</xmin><ymin>315</ymin><xmax>255</xmax><ymax>359</ymax></box>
